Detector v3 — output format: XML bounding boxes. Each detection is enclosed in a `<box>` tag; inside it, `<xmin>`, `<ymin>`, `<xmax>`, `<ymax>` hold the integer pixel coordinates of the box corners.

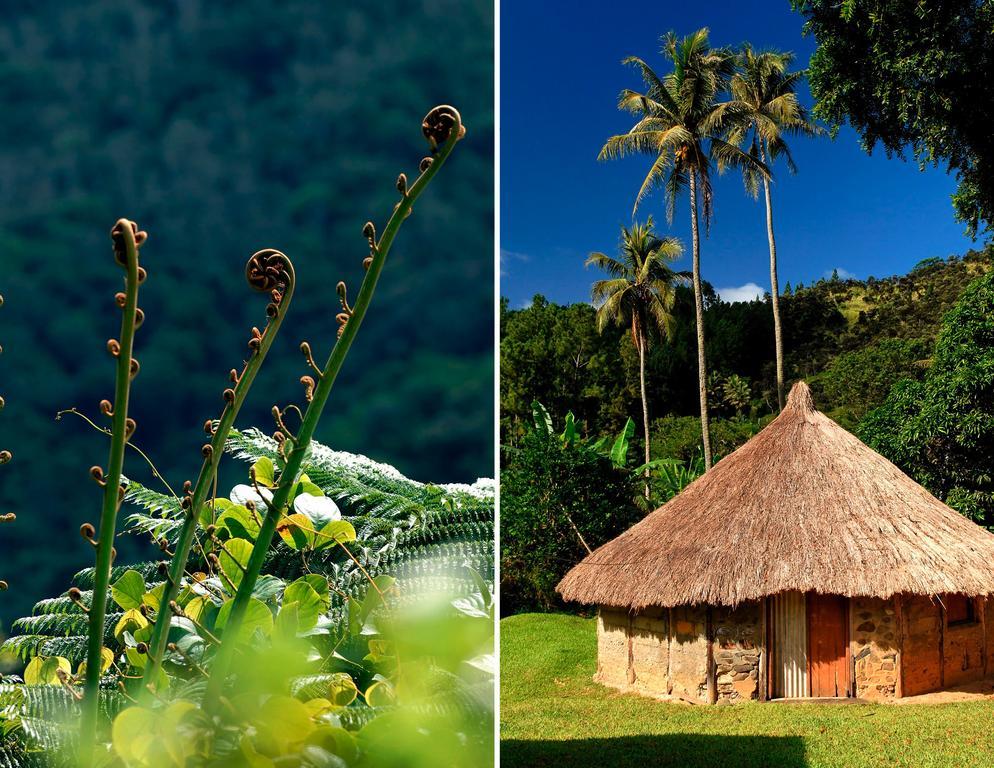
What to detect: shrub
<box><xmin>814</xmin><ymin>337</ymin><xmax>930</xmax><ymax>428</ymax></box>
<box><xmin>500</xmin><ymin>429</ymin><xmax>637</xmax><ymax>615</ymax></box>
<box><xmin>650</xmin><ymin>415</ymin><xmax>770</xmax><ymax>464</ymax></box>
<box><xmin>860</xmin><ymin>271</ymin><xmax>994</xmax><ymax>528</ymax></box>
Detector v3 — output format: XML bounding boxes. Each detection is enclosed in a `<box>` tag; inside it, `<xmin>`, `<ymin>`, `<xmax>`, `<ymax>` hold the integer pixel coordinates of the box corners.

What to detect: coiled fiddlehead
<box><xmin>138</xmin><ymin>249</ymin><xmax>295</xmax><ymax>695</ymax></box>
<box><xmin>79</xmin><ymin>219</ymin><xmax>146</xmax><ymax>762</ymax></box>
<box><xmin>203</xmin><ymin>105</ymin><xmax>465</xmax><ymax>709</ymax></box>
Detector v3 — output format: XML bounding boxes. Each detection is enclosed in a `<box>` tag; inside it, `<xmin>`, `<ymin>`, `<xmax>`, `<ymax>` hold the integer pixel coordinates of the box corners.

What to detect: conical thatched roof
<box><xmin>558</xmin><ymin>381</ymin><xmax>994</xmax><ymax>609</ymax></box>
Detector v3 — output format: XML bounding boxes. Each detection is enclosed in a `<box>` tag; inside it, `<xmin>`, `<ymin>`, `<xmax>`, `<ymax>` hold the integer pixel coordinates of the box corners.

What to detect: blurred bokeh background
<box><xmin>0</xmin><ymin>0</ymin><xmax>493</xmax><ymax>629</ymax></box>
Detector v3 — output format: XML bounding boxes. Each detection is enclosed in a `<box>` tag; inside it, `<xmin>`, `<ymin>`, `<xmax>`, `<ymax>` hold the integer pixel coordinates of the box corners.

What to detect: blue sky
<box><xmin>500</xmin><ymin>0</ymin><xmax>979</xmax><ymax>308</ymax></box>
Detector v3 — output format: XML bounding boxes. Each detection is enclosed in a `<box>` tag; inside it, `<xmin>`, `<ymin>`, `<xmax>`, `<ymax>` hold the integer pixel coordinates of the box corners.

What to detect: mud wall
<box><xmin>595</xmin><ymin>602</ymin><xmax>761</xmax><ymax>702</ymax></box>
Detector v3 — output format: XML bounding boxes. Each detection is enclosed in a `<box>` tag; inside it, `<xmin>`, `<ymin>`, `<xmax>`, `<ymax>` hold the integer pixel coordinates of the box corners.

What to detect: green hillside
<box><xmin>501</xmin><ymin>245</ymin><xmax>994</xmax><ymax>446</ymax></box>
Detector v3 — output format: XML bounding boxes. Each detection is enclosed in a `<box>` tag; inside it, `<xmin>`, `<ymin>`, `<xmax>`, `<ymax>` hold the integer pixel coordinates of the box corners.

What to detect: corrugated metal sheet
<box><xmin>773</xmin><ymin>591</ymin><xmax>808</xmax><ymax>698</ymax></box>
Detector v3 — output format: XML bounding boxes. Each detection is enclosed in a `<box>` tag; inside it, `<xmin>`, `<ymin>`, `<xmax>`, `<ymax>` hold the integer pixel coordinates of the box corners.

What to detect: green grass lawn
<box><xmin>501</xmin><ymin>613</ymin><xmax>994</xmax><ymax>768</ymax></box>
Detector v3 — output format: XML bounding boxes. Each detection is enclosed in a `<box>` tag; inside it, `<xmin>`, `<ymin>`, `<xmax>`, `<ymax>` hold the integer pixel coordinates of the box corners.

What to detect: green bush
<box><xmin>650</xmin><ymin>415</ymin><xmax>769</xmax><ymax>464</ymax></box>
<box><xmin>860</xmin><ymin>271</ymin><xmax>994</xmax><ymax>527</ymax></box>
<box><xmin>500</xmin><ymin>430</ymin><xmax>638</xmax><ymax>615</ymax></box>
<box><xmin>813</xmin><ymin>337</ymin><xmax>930</xmax><ymax>428</ymax></box>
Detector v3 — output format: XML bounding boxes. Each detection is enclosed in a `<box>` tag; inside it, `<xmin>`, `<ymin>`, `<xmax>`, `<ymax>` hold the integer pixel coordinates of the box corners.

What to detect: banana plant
<box><xmin>203</xmin><ymin>104</ymin><xmax>466</xmax><ymax>709</ymax></box>
<box><xmin>527</xmin><ymin>400</ymin><xmax>703</xmax><ymax>508</ymax></box>
<box><xmin>530</xmin><ymin>400</ymin><xmax>634</xmax><ymax>469</ymax></box>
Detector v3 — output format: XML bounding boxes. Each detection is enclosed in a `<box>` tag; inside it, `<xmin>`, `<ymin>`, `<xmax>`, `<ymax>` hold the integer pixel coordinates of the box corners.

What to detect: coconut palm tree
<box><xmin>721</xmin><ymin>45</ymin><xmax>822</xmax><ymax>411</ymax></box>
<box><xmin>587</xmin><ymin>217</ymin><xmax>687</xmax><ymax>499</ymax></box>
<box><xmin>599</xmin><ymin>29</ymin><xmax>766</xmax><ymax>470</ymax></box>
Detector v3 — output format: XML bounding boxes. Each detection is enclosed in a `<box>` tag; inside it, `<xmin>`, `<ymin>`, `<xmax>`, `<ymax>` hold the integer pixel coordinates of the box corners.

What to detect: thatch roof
<box><xmin>558</xmin><ymin>381</ymin><xmax>994</xmax><ymax>609</ymax></box>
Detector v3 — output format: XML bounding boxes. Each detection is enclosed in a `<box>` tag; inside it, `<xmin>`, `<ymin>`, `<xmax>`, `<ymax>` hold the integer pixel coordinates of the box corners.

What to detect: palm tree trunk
<box><xmin>761</xmin><ymin>143</ymin><xmax>785</xmax><ymax>411</ymax></box>
<box><xmin>689</xmin><ymin>170</ymin><xmax>713</xmax><ymax>470</ymax></box>
<box><xmin>638</xmin><ymin>326</ymin><xmax>651</xmax><ymax>501</ymax></box>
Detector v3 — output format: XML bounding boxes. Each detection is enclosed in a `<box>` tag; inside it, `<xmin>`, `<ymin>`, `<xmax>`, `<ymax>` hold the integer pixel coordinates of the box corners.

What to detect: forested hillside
<box><xmin>0</xmin><ymin>0</ymin><xmax>493</xmax><ymax>629</ymax></box>
<box><xmin>501</xmin><ymin>246</ymin><xmax>994</xmax><ymax>613</ymax></box>
<box><xmin>501</xmin><ymin>245</ymin><xmax>993</xmax><ymax>451</ymax></box>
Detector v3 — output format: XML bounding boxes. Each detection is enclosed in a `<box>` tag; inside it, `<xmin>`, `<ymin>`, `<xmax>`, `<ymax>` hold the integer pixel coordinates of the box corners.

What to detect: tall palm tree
<box><xmin>721</xmin><ymin>45</ymin><xmax>822</xmax><ymax>411</ymax></box>
<box><xmin>587</xmin><ymin>217</ymin><xmax>686</xmax><ymax>499</ymax></box>
<box><xmin>600</xmin><ymin>29</ymin><xmax>765</xmax><ymax>470</ymax></box>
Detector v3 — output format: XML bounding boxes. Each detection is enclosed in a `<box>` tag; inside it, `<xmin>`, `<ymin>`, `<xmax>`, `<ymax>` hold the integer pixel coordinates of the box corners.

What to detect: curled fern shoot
<box><xmin>203</xmin><ymin>105</ymin><xmax>466</xmax><ymax>709</ymax></box>
<box><xmin>138</xmin><ymin>249</ymin><xmax>296</xmax><ymax>695</ymax></box>
<box><xmin>79</xmin><ymin>219</ymin><xmax>146</xmax><ymax>762</ymax></box>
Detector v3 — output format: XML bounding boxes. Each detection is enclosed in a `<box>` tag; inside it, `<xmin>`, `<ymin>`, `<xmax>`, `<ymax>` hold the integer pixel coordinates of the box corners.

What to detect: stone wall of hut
<box><xmin>597</xmin><ymin>595</ymin><xmax>994</xmax><ymax>704</ymax></box>
<box><xmin>713</xmin><ymin>603</ymin><xmax>762</xmax><ymax>701</ymax></box>
<box><xmin>851</xmin><ymin>596</ymin><xmax>900</xmax><ymax>699</ymax></box>
<box><xmin>595</xmin><ymin>603</ymin><xmax>761</xmax><ymax>702</ymax></box>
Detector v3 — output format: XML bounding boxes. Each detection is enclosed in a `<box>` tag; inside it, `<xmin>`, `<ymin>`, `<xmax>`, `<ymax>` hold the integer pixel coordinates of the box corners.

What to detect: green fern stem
<box><xmin>138</xmin><ymin>250</ymin><xmax>296</xmax><ymax>694</ymax></box>
<box><xmin>203</xmin><ymin>105</ymin><xmax>465</xmax><ymax>710</ymax></box>
<box><xmin>80</xmin><ymin>219</ymin><xmax>145</xmax><ymax>761</ymax></box>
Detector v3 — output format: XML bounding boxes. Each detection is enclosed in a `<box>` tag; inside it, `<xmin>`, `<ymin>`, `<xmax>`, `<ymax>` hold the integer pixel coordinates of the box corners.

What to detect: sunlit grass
<box><xmin>500</xmin><ymin>613</ymin><xmax>994</xmax><ymax>768</ymax></box>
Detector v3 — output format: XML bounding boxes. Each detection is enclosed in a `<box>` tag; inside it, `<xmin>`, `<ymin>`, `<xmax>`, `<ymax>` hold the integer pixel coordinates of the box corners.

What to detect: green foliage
<box><xmin>719</xmin><ymin>374</ymin><xmax>752</xmax><ymax>417</ymax></box>
<box><xmin>500</xmin><ymin>298</ymin><xmax>628</xmax><ymax>446</ymax></box>
<box><xmin>501</xmin><ymin>248</ymin><xmax>994</xmax><ymax>444</ymax></box>
<box><xmin>642</xmin><ymin>455</ymin><xmax>706</xmax><ymax>504</ymax></box>
<box><xmin>860</xmin><ymin>271</ymin><xmax>994</xmax><ymax>527</ymax></box>
<box><xmin>650</xmin><ymin>415</ymin><xmax>769</xmax><ymax>466</ymax></box>
<box><xmin>500</xmin><ymin>426</ymin><xmax>638</xmax><ymax>616</ymax></box>
<box><xmin>0</xmin><ymin>93</ymin><xmax>489</xmax><ymax>764</ymax></box>
<box><xmin>813</xmin><ymin>337</ymin><xmax>930</xmax><ymax>428</ymax></box>
<box><xmin>586</xmin><ymin>218</ymin><xmax>685</xmax><ymax>341</ymax></box>
<box><xmin>724</xmin><ymin>44</ymin><xmax>822</xmax><ymax>195</ymax></box>
<box><xmin>0</xmin><ymin>0</ymin><xmax>494</xmax><ymax>629</ymax></box>
<box><xmin>599</xmin><ymin>28</ymin><xmax>760</xmax><ymax>223</ymax></box>
<box><xmin>1</xmin><ymin>432</ymin><xmax>495</xmax><ymax>763</ymax></box>
<box><xmin>794</xmin><ymin>0</ymin><xmax>994</xmax><ymax>235</ymax></box>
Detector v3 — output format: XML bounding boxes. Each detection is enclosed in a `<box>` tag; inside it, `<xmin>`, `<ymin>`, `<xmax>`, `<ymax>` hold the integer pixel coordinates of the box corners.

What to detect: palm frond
<box><xmin>584</xmin><ymin>252</ymin><xmax>630</xmax><ymax>279</ymax></box>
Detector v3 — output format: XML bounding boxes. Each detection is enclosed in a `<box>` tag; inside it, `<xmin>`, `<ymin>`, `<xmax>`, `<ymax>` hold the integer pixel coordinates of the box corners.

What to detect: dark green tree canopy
<box><xmin>794</xmin><ymin>0</ymin><xmax>994</xmax><ymax>235</ymax></box>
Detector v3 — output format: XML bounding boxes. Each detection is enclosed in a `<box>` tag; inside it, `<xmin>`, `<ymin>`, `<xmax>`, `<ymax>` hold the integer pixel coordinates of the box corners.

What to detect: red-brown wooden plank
<box><xmin>808</xmin><ymin>593</ymin><xmax>848</xmax><ymax>697</ymax></box>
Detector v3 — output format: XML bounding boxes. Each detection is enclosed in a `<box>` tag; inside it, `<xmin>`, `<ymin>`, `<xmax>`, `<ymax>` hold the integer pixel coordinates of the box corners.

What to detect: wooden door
<box><xmin>807</xmin><ymin>593</ymin><xmax>849</xmax><ymax>697</ymax></box>
<box><xmin>772</xmin><ymin>591</ymin><xmax>808</xmax><ymax>698</ymax></box>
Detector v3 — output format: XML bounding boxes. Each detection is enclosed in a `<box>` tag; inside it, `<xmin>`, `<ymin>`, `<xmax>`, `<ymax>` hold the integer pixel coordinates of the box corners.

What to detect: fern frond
<box><xmin>31</xmin><ymin>593</ymin><xmax>91</xmax><ymax>616</ymax></box>
<box><xmin>0</xmin><ymin>637</ymin><xmax>46</xmax><ymax>664</ymax></box>
<box><xmin>72</xmin><ymin>562</ymin><xmax>159</xmax><ymax>590</ymax></box>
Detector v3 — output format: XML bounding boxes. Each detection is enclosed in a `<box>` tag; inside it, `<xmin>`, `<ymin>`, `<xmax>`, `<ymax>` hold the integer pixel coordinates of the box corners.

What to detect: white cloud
<box><xmin>717</xmin><ymin>282</ymin><xmax>765</xmax><ymax>303</ymax></box>
<box><xmin>500</xmin><ymin>248</ymin><xmax>529</xmax><ymax>275</ymax></box>
<box><xmin>824</xmin><ymin>267</ymin><xmax>855</xmax><ymax>280</ymax></box>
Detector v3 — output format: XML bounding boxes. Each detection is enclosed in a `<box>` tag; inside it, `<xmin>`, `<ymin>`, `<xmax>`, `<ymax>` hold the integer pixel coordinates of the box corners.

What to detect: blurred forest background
<box><xmin>0</xmin><ymin>0</ymin><xmax>493</xmax><ymax>628</ymax></box>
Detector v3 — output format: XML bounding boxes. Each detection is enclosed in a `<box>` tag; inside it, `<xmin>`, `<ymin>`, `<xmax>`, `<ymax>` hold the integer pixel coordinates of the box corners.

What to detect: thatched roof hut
<box><xmin>558</xmin><ymin>382</ymin><xmax>994</xmax><ymax>703</ymax></box>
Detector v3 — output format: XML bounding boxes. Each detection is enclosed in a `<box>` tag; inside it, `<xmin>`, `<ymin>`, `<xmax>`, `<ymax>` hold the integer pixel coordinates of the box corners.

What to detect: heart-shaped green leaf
<box><xmin>216</xmin><ymin>597</ymin><xmax>273</xmax><ymax>644</ymax></box>
<box><xmin>220</xmin><ymin>538</ymin><xmax>253</xmax><ymax>590</ymax></box>
<box><xmin>315</xmin><ymin>520</ymin><xmax>356</xmax><ymax>551</ymax></box>
<box><xmin>251</xmin><ymin>457</ymin><xmax>276</xmax><ymax>488</ymax></box>
<box><xmin>111</xmin><ymin>570</ymin><xmax>146</xmax><ymax>610</ymax></box>
<box><xmin>277</xmin><ymin>513</ymin><xmax>317</xmax><ymax>550</ymax></box>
